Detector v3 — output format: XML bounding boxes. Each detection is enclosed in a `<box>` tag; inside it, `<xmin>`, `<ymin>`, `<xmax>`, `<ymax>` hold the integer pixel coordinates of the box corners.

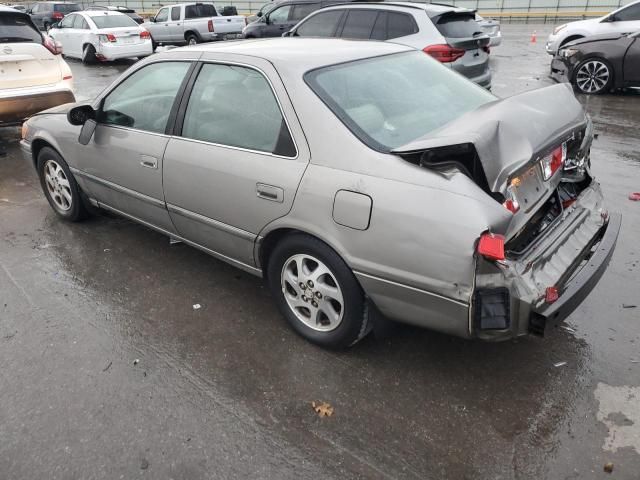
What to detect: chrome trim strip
<box><xmin>70</xmin><ymin>168</ymin><xmax>165</xmax><ymax>209</ymax></box>
<box><xmin>96</xmin><ymin>201</ymin><xmax>262</xmax><ymax>277</ymax></box>
<box><xmin>354</xmin><ymin>271</ymin><xmax>469</xmax><ymax>307</ymax></box>
<box><xmin>166</xmin><ymin>203</ymin><xmax>256</xmax><ymax>242</ymax></box>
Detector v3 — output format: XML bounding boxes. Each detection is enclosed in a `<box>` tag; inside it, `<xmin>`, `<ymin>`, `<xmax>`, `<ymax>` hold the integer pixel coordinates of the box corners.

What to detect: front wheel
<box><xmin>37</xmin><ymin>147</ymin><xmax>88</xmax><ymax>222</ymax></box>
<box><xmin>573</xmin><ymin>58</ymin><xmax>613</xmax><ymax>95</ymax></box>
<box><xmin>266</xmin><ymin>234</ymin><xmax>371</xmax><ymax>349</ymax></box>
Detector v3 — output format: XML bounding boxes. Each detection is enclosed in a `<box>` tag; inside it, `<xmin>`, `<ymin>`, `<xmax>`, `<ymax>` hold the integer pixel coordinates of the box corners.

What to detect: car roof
<box><xmin>158</xmin><ymin>37</ymin><xmax>413</xmax><ymax>74</ymax></box>
<box><xmin>82</xmin><ymin>9</ymin><xmax>129</xmax><ymax>15</ymax></box>
<box><xmin>319</xmin><ymin>1</ymin><xmax>474</xmax><ymax>14</ymax></box>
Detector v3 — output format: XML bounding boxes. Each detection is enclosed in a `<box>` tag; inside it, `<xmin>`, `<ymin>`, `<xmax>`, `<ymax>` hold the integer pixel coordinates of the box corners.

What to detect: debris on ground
<box><xmin>312</xmin><ymin>401</ymin><xmax>334</xmax><ymax>417</ymax></box>
<box><xmin>133</xmin><ymin>359</ymin><xmax>140</xmax><ymax>365</ymax></box>
<box><xmin>553</xmin><ymin>361</ymin><xmax>567</xmax><ymax>368</ymax></box>
<box><xmin>103</xmin><ymin>248</ymin><xmax>110</xmax><ymax>252</ymax></box>
<box><xmin>629</xmin><ymin>192</ymin><xmax>640</xmax><ymax>201</ymax></box>
<box><xmin>622</xmin><ymin>304</ymin><xmax>637</xmax><ymax>309</ymax></box>
<box><xmin>604</xmin><ymin>462</ymin><xmax>614</xmax><ymax>473</ymax></box>
<box><xmin>102</xmin><ymin>361</ymin><xmax>112</xmax><ymax>372</ymax></box>
<box><xmin>560</xmin><ymin>325</ymin><xmax>576</xmax><ymax>334</ymax></box>
<box><xmin>631</xmin><ymin>359</ymin><xmax>639</xmax><ymax>364</ymax></box>
<box><xmin>193</xmin><ymin>304</ymin><xmax>201</xmax><ymax>310</ymax></box>
<box><xmin>141</xmin><ymin>458</ymin><xmax>149</xmax><ymax>470</ymax></box>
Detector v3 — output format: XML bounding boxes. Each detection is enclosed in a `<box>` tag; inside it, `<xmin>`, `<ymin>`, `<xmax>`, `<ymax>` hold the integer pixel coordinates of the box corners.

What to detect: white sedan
<box><xmin>48</xmin><ymin>10</ymin><xmax>152</xmax><ymax>63</ymax></box>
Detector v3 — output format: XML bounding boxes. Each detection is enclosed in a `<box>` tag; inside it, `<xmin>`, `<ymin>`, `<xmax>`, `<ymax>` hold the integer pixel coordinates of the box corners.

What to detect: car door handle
<box><xmin>256</xmin><ymin>183</ymin><xmax>284</xmax><ymax>203</ymax></box>
<box><xmin>140</xmin><ymin>155</ymin><xmax>158</xmax><ymax>169</ymax></box>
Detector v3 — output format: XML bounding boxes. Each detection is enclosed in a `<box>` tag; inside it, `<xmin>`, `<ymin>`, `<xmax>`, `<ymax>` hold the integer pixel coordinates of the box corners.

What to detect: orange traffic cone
<box><xmin>530</xmin><ymin>30</ymin><xmax>537</xmax><ymax>43</ymax></box>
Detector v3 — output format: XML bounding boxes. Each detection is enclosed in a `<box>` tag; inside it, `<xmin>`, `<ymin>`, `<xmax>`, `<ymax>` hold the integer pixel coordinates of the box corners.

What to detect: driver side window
<box><xmin>99</xmin><ymin>62</ymin><xmax>191</xmax><ymax>134</ymax></box>
<box><xmin>269</xmin><ymin>5</ymin><xmax>291</xmax><ymax>24</ymax></box>
<box><xmin>155</xmin><ymin>8</ymin><xmax>169</xmax><ymax>22</ymax></box>
<box><xmin>615</xmin><ymin>3</ymin><xmax>640</xmax><ymax>21</ymax></box>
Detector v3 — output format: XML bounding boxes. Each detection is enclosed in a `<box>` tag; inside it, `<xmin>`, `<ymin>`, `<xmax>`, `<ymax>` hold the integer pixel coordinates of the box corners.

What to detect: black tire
<box><xmin>82</xmin><ymin>44</ymin><xmax>96</xmax><ymax>64</ymax></box>
<box><xmin>573</xmin><ymin>57</ymin><xmax>613</xmax><ymax>95</ymax></box>
<box><xmin>185</xmin><ymin>33</ymin><xmax>198</xmax><ymax>46</ymax></box>
<box><xmin>37</xmin><ymin>147</ymin><xmax>88</xmax><ymax>222</ymax></box>
<box><xmin>266</xmin><ymin>233</ymin><xmax>371</xmax><ymax>349</ymax></box>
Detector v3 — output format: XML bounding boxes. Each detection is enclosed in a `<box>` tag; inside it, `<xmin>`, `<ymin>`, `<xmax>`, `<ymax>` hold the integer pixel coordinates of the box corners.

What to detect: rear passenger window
<box><xmin>171</xmin><ymin>6</ymin><xmax>180</xmax><ymax>21</ymax></box>
<box><xmin>181</xmin><ymin>64</ymin><xmax>296</xmax><ymax>157</ymax></box>
<box><xmin>295</xmin><ymin>11</ymin><xmax>343</xmax><ymax>37</ymax></box>
<box><xmin>340</xmin><ymin>10</ymin><xmax>377</xmax><ymax>39</ymax></box>
<box><xmin>387</xmin><ymin>12</ymin><xmax>417</xmax><ymax>39</ymax></box>
<box><xmin>100</xmin><ymin>62</ymin><xmax>191</xmax><ymax>134</ymax></box>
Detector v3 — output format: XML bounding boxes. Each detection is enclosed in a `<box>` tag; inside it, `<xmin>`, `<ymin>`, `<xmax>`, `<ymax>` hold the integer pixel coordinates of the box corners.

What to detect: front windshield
<box><xmin>90</xmin><ymin>14</ymin><xmax>138</xmax><ymax>28</ymax></box>
<box><xmin>305</xmin><ymin>51</ymin><xmax>496</xmax><ymax>151</ymax></box>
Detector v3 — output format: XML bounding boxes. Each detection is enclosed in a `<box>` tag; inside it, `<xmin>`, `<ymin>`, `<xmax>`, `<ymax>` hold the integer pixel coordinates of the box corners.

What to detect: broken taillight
<box><xmin>545</xmin><ymin>286</ymin><xmax>559</xmax><ymax>304</ymax></box>
<box><xmin>477</xmin><ymin>233</ymin><xmax>505</xmax><ymax>261</ymax></box>
<box><xmin>540</xmin><ymin>143</ymin><xmax>566</xmax><ymax>181</ymax></box>
<box><xmin>502</xmin><ymin>184</ymin><xmax>520</xmax><ymax>214</ymax></box>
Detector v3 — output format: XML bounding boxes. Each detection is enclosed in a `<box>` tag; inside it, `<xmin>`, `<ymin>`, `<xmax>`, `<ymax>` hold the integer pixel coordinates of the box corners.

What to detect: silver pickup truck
<box><xmin>145</xmin><ymin>2</ymin><xmax>246</xmax><ymax>46</ymax></box>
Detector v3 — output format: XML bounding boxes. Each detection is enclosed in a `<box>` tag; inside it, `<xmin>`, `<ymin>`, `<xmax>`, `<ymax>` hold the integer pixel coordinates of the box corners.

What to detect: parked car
<box><xmin>48</xmin><ymin>10</ymin><xmax>152</xmax><ymax>63</ymax></box>
<box><xmin>28</xmin><ymin>1</ymin><xmax>79</xmax><ymax>30</ymax></box>
<box><xmin>246</xmin><ymin>2</ymin><xmax>278</xmax><ymax>24</ymax></box>
<box><xmin>144</xmin><ymin>2</ymin><xmax>246</xmax><ymax>47</ymax></box>
<box><xmin>242</xmin><ymin>0</ymin><xmax>354</xmax><ymax>38</ymax></box>
<box><xmin>86</xmin><ymin>5</ymin><xmax>144</xmax><ymax>24</ymax></box>
<box><xmin>20</xmin><ymin>38</ymin><xmax>619</xmax><ymax>348</ymax></box>
<box><xmin>546</xmin><ymin>0</ymin><xmax>640</xmax><ymax>55</ymax></box>
<box><xmin>286</xmin><ymin>2</ymin><xmax>492</xmax><ymax>88</ymax></box>
<box><xmin>476</xmin><ymin>13</ymin><xmax>501</xmax><ymax>46</ymax></box>
<box><xmin>551</xmin><ymin>31</ymin><xmax>640</xmax><ymax>94</ymax></box>
<box><xmin>0</xmin><ymin>6</ymin><xmax>74</xmax><ymax>126</ymax></box>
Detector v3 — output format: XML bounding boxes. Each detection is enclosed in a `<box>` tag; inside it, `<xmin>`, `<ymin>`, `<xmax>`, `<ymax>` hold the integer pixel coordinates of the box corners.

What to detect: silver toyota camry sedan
<box><xmin>20</xmin><ymin>38</ymin><xmax>620</xmax><ymax>349</ymax></box>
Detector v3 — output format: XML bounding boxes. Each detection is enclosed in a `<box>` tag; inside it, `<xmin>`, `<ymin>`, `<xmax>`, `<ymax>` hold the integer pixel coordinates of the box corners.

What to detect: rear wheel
<box><xmin>574</xmin><ymin>58</ymin><xmax>612</xmax><ymax>94</ymax></box>
<box><xmin>266</xmin><ymin>234</ymin><xmax>371</xmax><ymax>349</ymax></box>
<box><xmin>82</xmin><ymin>44</ymin><xmax>96</xmax><ymax>64</ymax></box>
<box><xmin>37</xmin><ymin>147</ymin><xmax>88</xmax><ymax>222</ymax></box>
<box><xmin>185</xmin><ymin>33</ymin><xmax>198</xmax><ymax>46</ymax></box>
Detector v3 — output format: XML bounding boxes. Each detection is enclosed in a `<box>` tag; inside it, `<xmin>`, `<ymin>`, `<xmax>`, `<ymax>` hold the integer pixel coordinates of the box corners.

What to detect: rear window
<box><xmin>295</xmin><ymin>10</ymin><xmax>343</xmax><ymax>37</ymax></box>
<box><xmin>185</xmin><ymin>4</ymin><xmax>217</xmax><ymax>19</ymax></box>
<box><xmin>305</xmin><ymin>51</ymin><xmax>495</xmax><ymax>151</ymax></box>
<box><xmin>0</xmin><ymin>13</ymin><xmax>42</xmax><ymax>44</ymax></box>
<box><xmin>54</xmin><ymin>3</ymin><xmax>80</xmax><ymax>13</ymax></box>
<box><xmin>433</xmin><ymin>12</ymin><xmax>484</xmax><ymax>38</ymax></box>
<box><xmin>90</xmin><ymin>14</ymin><xmax>138</xmax><ymax>28</ymax></box>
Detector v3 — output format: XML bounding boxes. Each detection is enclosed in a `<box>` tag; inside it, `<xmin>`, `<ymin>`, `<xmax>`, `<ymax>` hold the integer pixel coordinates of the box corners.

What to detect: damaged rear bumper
<box><xmin>529</xmin><ymin>212</ymin><xmax>620</xmax><ymax>333</ymax></box>
<box><xmin>473</xmin><ymin>180</ymin><xmax>621</xmax><ymax>340</ymax></box>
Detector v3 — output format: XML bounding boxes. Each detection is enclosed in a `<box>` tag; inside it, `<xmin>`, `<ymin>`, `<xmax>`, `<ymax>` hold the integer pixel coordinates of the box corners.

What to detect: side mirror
<box><xmin>264</xmin><ymin>15</ymin><xmax>270</xmax><ymax>25</ymax></box>
<box><xmin>257</xmin><ymin>11</ymin><xmax>262</xmax><ymax>17</ymax></box>
<box><xmin>68</xmin><ymin>104</ymin><xmax>96</xmax><ymax>126</ymax></box>
<box><xmin>51</xmin><ymin>22</ymin><xmax>59</xmax><ymax>29</ymax></box>
<box><xmin>606</xmin><ymin>14</ymin><xmax>617</xmax><ymax>22</ymax></box>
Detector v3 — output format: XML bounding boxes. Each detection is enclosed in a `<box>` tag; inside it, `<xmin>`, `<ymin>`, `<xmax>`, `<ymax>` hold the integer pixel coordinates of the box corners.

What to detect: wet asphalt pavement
<box><xmin>1</xmin><ymin>24</ymin><xmax>639</xmax><ymax>479</ymax></box>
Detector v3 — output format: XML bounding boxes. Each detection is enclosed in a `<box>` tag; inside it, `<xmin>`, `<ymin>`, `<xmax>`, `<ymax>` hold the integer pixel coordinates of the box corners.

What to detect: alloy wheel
<box><xmin>44</xmin><ymin>159</ymin><xmax>72</xmax><ymax>211</ymax></box>
<box><xmin>281</xmin><ymin>254</ymin><xmax>344</xmax><ymax>332</ymax></box>
<box><xmin>575</xmin><ymin>60</ymin><xmax>610</xmax><ymax>94</ymax></box>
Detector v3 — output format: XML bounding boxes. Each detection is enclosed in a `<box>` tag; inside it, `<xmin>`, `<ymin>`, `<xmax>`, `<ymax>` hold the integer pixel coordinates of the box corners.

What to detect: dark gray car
<box><xmin>20</xmin><ymin>39</ymin><xmax>619</xmax><ymax>348</ymax></box>
<box><xmin>551</xmin><ymin>31</ymin><xmax>640</xmax><ymax>94</ymax></box>
<box><xmin>28</xmin><ymin>1</ymin><xmax>79</xmax><ymax>30</ymax></box>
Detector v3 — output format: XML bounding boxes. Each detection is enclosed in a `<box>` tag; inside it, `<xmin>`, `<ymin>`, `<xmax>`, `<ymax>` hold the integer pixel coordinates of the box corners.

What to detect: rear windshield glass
<box><xmin>185</xmin><ymin>4</ymin><xmax>216</xmax><ymax>18</ymax></box>
<box><xmin>434</xmin><ymin>12</ymin><xmax>484</xmax><ymax>38</ymax></box>
<box><xmin>0</xmin><ymin>13</ymin><xmax>42</xmax><ymax>43</ymax></box>
<box><xmin>90</xmin><ymin>14</ymin><xmax>138</xmax><ymax>28</ymax></box>
<box><xmin>54</xmin><ymin>3</ymin><xmax>80</xmax><ymax>13</ymax></box>
<box><xmin>305</xmin><ymin>51</ymin><xmax>495</xmax><ymax>151</ymax></box>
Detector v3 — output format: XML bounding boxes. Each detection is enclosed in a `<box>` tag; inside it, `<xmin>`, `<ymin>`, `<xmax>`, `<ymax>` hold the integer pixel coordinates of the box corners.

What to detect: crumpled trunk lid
<box><xmin>392</xmin><ymin>83</ymin><xmax>586</xmax><ymax>193</ymax></box>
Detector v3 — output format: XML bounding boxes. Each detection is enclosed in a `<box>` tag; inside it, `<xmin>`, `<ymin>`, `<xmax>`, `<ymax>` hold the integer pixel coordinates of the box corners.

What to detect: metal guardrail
<box><xmin>8</xmin><ymin>0</ymin><xmax>635</xmax><ymax>21</ymax></box>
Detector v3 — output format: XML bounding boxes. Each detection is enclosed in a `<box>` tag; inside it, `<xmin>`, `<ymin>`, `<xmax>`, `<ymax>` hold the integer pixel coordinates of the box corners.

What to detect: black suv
<box><xmin>243</xmin><ymin>0</ymin><xmax>359</xmax><ymax>38</ymax></box>
<box><xmin>28</xmin><ymin>1</ymin><xmax>80</xmax><ymax>30</ymax></box>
